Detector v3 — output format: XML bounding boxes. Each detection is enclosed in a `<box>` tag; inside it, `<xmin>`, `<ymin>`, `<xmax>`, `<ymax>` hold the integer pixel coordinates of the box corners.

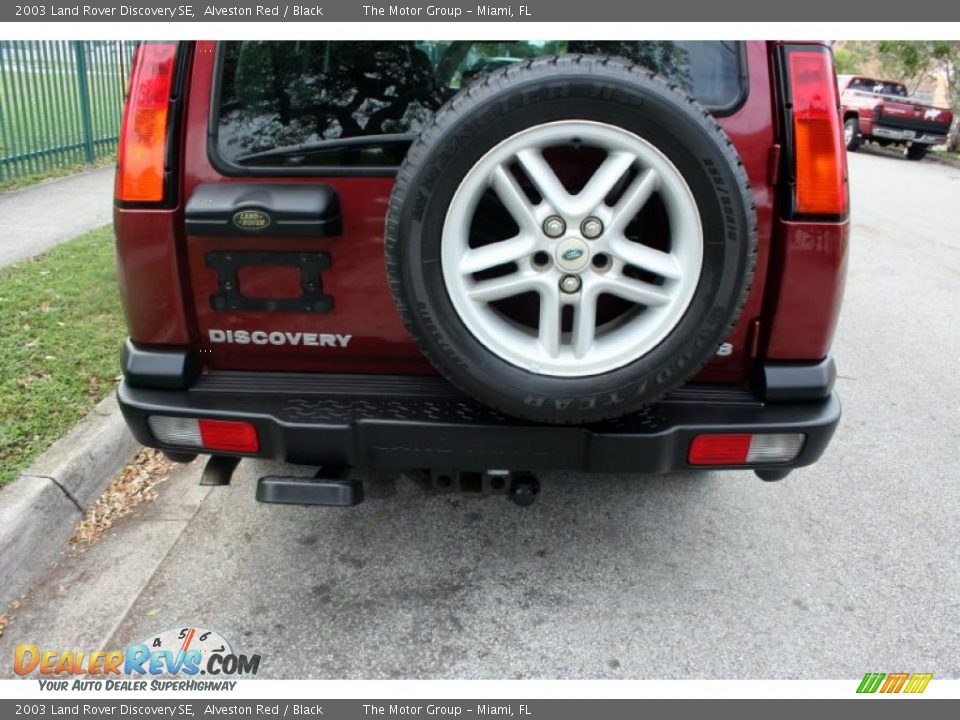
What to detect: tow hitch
<box><xmin>406</xmin><ymin>469</ymin><xmax>541</xmax><ymax>506</ymax></box>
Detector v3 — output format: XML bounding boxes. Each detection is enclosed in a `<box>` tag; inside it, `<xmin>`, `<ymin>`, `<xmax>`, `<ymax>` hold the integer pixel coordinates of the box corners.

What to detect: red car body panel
<box><xmin>114</xmin><ymin>208</ymin><xmax>193</xmax><ymax>346</ymax></box>
<box><xmin>115</xmin><ymin>40</ymin><xmax>847</xmax><ymax>385</ymax></box>
<box><xmin>763</xmin><ymin>221</ymin><xmax>849</xmax><ymax>359</ymax></box>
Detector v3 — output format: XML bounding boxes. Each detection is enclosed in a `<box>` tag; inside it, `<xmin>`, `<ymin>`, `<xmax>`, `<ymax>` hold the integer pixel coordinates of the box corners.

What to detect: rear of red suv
<box><xmin>114</xmin><ymin>41</ymin><xmax>847</xmax><ymax>505</ymax></box>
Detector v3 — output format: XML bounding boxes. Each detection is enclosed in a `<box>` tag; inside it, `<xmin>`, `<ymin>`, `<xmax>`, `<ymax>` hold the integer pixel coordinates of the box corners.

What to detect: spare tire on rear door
<box><xmin>386</xmin><ymin>55</ymin><xmax>757</xmax><ymax>424</ymax></box>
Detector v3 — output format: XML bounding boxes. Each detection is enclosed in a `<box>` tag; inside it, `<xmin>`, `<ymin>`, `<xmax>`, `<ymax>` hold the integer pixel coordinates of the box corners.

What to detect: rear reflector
<box><xmin>116</xmin><ymin>42</ymin><xmax>177</xmax><ymax>203</ymax></box>
<box><xmin>198</xmin><ymin>419</ymin><xmax>260</xmax><ymax>454</ymax></box>
<box><xmin>787</xmin><ymin>47</ymin><xmax>847</xmax><ymax>216</ymax></box>
<box><xmin>688</xmin><ymin>433</ymin><xmax>805</xmax><ymax>465</ymax></box>
<box><xmin>148</xmin><ymin>416</ymin><xmax>259</xmax><ymax>454</ymax></box>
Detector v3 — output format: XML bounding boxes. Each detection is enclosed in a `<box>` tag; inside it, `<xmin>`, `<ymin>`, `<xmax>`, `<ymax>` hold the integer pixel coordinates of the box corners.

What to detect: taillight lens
<box><xmin>787</xmin><ymin>47</ymin><xmax>847</xmax><ymax>216</ymax></box>
<box><xmin>148</xmin><ymin>416</ymin><xmax>260</xmax><ymax>454</ymax></box>
<box><xmin>116</xmin><ymin>42</ymin><xmax>177</xmax><ymax>203</ymax></box>
<box><xmin>688</xmin><ymin>433</ymin><xmax>805</xmax><ymax>465</ymax></box>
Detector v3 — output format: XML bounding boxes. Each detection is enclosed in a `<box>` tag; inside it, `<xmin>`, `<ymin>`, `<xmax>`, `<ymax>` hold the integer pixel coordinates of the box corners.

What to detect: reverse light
<box><xmin>116</xmin><ymin>42</ymin><xmax>177</xmax><ymax>203</ymax></box>
<box><xmin>787</xmin><ymin>47</ymin><xmax>847</xmax><ymax>216</ymax></box>
<box><xmin>148</xmin><ymin>416</ymin><xmax>260</xmax><ymax>454</ymax></box>
<box><xmin>688</xmin><ymin>433</ymin><xmax>805</xmax><ymax>466</ymax></box>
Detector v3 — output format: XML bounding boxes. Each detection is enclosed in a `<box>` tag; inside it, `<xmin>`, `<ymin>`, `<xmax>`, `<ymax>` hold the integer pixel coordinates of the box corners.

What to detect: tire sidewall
<box><xmin>844</xmin><ymin>117</ymin><xmax>861</xmax><ymax>151</ymax></box>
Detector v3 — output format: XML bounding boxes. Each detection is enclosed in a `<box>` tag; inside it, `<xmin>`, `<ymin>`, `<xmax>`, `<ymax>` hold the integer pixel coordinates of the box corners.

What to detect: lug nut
<box><xmin>581</xmin><ymin>217</ymin><xmax>603</xmax><ymax>239</ymax></box>
<box><xmin>559</xmin><ymin>274</ymin><xmax>582</xmax><ymax>294</ymax></box>
<box><xmin>543</xmin><ymin>216</ymin><xmax>566</xmax><ymax>238</ymax></box>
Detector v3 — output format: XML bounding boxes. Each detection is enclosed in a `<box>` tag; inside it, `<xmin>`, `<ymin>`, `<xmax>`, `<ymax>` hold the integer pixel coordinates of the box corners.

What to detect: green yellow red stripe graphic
<box><xmin>857</xmin><ymin>672</ymin><xmax>932</xmax><ymax>694</ymax></box>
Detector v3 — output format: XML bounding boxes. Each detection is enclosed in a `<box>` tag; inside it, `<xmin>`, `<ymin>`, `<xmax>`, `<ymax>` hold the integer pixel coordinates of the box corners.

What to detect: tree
<box><xmin>833</xmin><ymin>41</ymin><xmax>876</xmax><ymax>75</ymax></box>
<box><xmin>876</xmin><ymin>41</ymin><xmax>960</xmax><ymax>151</ymax></box>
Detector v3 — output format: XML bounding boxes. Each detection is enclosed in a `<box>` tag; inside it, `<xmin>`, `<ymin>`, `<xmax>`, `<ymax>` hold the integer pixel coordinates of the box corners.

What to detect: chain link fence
<box><xmin>0</xmin><ymin>40</ymin><xmax>137</xmax><ymax>186</ymax></box>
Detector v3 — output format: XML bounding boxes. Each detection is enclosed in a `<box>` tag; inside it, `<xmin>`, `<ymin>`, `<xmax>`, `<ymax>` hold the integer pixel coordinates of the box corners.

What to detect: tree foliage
<box><xmin>835</xmin><ymin>40</ymin><xmax>960</xmax><ymax>150</ymax></box>
<box><xmin>878</xmin><ymin>41</ymin><xmax>960</xmax><ymax>150</ymax></box>
<box><xmin>834</xmin><ymin>41</ymin><xmax>876</xmax><ymax>75</ymax></box>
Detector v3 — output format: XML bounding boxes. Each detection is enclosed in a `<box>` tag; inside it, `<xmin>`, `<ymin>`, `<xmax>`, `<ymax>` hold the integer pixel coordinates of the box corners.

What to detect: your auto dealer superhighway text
<box><xmin>44</xmin><ymin>5</ymin><xmax>326</xmax><ymax>17</ymax></box>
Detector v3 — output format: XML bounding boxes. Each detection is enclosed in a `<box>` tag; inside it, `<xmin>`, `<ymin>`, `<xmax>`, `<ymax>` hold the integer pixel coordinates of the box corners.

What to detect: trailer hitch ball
<box><xmin>508</xmin><ymin>472</ymin><xmax>540</xmax><ymax>507</ymax></box>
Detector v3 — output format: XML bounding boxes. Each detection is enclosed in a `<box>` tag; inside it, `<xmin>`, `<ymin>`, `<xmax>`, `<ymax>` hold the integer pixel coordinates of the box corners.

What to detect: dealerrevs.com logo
<box><xmin>14</xmin><ymin>627</ymin><xmax>261</xmax><ymax>691</ymax></box>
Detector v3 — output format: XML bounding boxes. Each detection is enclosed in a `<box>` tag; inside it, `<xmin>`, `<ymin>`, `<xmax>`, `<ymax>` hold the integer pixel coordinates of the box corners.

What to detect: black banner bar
<box><xmin>2</xmin><ymin>0</ymin><xmax>959</xmax><ymax>22</ymax></box>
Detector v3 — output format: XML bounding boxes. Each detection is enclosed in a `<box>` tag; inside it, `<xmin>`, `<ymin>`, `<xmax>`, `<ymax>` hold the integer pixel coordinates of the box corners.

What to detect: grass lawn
<box><xmin>932</xmin><ymin>149</ymin><xmax>960</xmax><ymax>163</ymax></box>
<box><xmin>0</xmin><ymin>225</ymin><xmax>126</xmax><ymax>487</ymax></box>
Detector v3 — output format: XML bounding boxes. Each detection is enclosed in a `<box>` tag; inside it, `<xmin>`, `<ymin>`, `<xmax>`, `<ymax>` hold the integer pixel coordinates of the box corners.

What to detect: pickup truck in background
<box><xmin>839</xmin><ymin>75</ymin><xmax>954</xmax><ymax>160</ymax></box>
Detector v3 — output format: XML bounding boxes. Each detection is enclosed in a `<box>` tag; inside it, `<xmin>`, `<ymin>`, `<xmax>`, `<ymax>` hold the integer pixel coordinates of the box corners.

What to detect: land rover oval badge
<box><xmin>232</xmin><ymin>209</ymin><xmax>271</xmax><ymax>231</ymax></box>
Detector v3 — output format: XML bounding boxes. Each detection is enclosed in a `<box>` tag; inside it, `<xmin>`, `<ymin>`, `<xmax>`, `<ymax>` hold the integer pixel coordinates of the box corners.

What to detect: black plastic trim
<box><xmin>185</xmin><ymin>183</ymin><xmax>341</xmax><ymax>237</ymax></box>
<box><xmin>752</xmin><ymin>357</ymin><xmax>836</xmax><ymax>402</ymax></box>
<box><xmin>207</xmin><ymin>41</ymin><xmax>749</xmax><ymax>179</ymax></box>
<box><xmin>122</xmin><ymin>339</ymin><xmax>198</xmax><ymax>390</ymax></box>
<box><xmin>257</xmin><ymin>477</ymin><xmax>364</xmax><ymax>507</ymax></box>
<box><xmin>873</xmin><ymin>115</ymin><xmax>951</xmax><ymax>135</ymax></box>
<box><xmin>117</xmin><ymin>373</ymin><xmax>840</xmax><ymax>474</ymax></box>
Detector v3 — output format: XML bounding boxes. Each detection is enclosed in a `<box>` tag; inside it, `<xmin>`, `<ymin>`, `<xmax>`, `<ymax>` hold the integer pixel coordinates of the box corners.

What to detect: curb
<box><xmin>0</xmin><ymin>392</ymin><xmax>140</xmax><ymax>607</ymax></box>
<box><xmin>928</xmin><ymin>153</ymin><xmax>960</xmax><ymax>170</ymax></box>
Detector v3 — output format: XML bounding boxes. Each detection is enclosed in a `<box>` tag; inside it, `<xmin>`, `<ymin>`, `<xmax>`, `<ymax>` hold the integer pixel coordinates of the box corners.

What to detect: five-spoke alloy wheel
<box><xmin>442</xmin><ymin>121</ymin><xmax>703</xmax><ymax>377</ymax></box>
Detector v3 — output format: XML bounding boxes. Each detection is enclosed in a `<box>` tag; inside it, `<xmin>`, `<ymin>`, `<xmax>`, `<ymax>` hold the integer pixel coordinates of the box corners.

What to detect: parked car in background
<box><xmin>838</xmin><ymin>74</ymin><xmax>954</xmax><ymax>160</ymax></box>
<box><xmin>113</xmin><ymin>41</ymin><xmax>849</xmax><ymax>507</ymax></box>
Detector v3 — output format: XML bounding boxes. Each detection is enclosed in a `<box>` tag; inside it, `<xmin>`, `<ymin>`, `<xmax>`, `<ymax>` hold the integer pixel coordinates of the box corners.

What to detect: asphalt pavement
<box><xmin>2</xmin><ymin>148</ymin><xmax>959</xmax><ymax>679</ymax></box>
<box><xmin>0</xmin><ymin>167</ymin><xmax>114</xmax><ymax>267</ymax></box>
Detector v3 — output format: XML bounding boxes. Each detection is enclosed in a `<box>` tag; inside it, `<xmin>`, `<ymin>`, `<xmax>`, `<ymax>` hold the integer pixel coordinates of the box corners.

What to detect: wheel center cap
<box><xmin>555</xmin><ymin>237</ymin><xmax>590</xmax><ymax>272</ymax></box>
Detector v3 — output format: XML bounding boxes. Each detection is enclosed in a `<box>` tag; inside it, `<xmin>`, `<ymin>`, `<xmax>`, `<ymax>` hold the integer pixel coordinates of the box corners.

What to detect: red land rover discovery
<box><xmin>114</xmin><ymin>41</ymin><xmax>848</xmax><ymax>506</ymax></box>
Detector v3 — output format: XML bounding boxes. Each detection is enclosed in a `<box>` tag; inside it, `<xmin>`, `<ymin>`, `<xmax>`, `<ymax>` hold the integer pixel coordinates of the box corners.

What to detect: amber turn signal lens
<box><xmin>788</xmin><ymin>48</ymin><xmax>848</xmax><ymax>216</ymax></box>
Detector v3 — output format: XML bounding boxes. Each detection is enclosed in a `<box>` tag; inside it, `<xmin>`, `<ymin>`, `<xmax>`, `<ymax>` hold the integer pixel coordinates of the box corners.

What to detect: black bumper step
<box><xmin>256</xmin><ymin>476</ymin><xmax>364</xmax><ymax>506</ymax></box>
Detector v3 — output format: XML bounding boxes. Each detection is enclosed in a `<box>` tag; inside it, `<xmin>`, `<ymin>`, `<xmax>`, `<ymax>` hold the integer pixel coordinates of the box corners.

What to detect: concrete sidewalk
<box><xmin>0</xmin><ymin>167</ymin><xmax>114</xmax><ymax>268</ymax></box>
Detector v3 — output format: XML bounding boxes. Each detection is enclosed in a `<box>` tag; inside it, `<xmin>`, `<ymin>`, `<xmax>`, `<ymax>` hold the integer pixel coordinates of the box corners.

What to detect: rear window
<box><xmin>848</xmin><ymin>77</ymin><xmax>908</xmax><ymax>97</ymax></box>
<box><xmin>213</xmin><ymin>41</ymin><xmax>746</xmax><ymax>172</ymax></box>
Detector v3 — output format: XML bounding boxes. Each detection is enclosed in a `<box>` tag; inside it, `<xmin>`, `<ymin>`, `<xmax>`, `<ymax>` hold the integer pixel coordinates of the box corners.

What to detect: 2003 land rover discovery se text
<box><xmin>114</xmin><ymin>41</ymin><xmax>848</xmax><ymax>506</ymax></box>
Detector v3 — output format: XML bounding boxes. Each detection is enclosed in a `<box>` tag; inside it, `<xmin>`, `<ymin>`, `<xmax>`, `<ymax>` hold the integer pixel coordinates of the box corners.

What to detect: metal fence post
<box><xmin>72</xmin><ymin>40</ymin><xmax>95</xmax><ymax>165</ymax></box>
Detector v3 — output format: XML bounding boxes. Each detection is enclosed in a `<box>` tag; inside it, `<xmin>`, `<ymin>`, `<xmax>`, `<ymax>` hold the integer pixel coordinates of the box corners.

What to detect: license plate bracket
<box><xmin>206</xmin><ymin>251</ymin><xmax>333</xmax><ymax>314</ymax></box>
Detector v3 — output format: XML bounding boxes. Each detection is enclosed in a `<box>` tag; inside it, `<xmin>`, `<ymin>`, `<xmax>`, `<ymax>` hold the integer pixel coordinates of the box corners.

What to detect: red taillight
<box><xmin>198</xmin><ymin>420</ymin><xmax>260</xmax><ymax>454</ymax></box>
<box><xmin>688</xmin><ymin>433</ymin><xmax>806</xmax><ymax>466</ymax></box>
<box><xmin>688</xmin><ymin>434</ymin><xmax>752</xmax><ymax>465</ymax></box>
<box><xmin>116</xmin><ymin>42</ymin><xmax>177</xmax><ymax>203</ymax></box>
<box><xmin>787</xmin><ymin>47</ymin><xmax>847</xmax><ymax>216</ymax></box>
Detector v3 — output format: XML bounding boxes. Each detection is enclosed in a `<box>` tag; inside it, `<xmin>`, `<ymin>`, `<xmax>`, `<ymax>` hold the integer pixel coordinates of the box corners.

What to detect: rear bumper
<box><xmin>117</xmin><ymin>369</ymin><xmax>841</xmax><ymax>475</ymax></box>
<box><xmin>871</xmin><ymin>125</ymin><xmax>947</xmax><ymax>145</ymax></box>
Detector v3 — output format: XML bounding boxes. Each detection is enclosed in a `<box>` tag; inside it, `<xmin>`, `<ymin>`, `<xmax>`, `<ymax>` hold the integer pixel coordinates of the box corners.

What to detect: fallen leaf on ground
<box><xmin>69</xmin><ymin>448</ymin><xmax>172</xmax><ymax>549</ymax></box>
<box><xmin>0</xmin><ymin>613</ymin><xmax>11</xmax><ymax>637</ymax></box>
<box><xmin>16</xmin><ymin>372</ymin><xmax>52</xmax><ymax>389</ymax></box>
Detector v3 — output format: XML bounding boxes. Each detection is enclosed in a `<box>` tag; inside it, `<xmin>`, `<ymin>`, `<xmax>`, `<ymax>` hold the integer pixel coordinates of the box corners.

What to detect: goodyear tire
<box><xmin>386</xmin><ymin>55</ymin><xmax>756</xmax><ymax>424</ymax></box>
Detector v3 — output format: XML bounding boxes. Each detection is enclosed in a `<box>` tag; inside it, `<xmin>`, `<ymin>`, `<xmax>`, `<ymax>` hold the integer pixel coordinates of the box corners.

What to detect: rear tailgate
<box><xmin>177</xmin><ymin>41</ymin><xmax>779</xmax><ymax>384</ymax></box>
<box><xmin>877</xmin><ymin>99</ymin><xmax>953</xmax><ymax>137</ymax></box>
